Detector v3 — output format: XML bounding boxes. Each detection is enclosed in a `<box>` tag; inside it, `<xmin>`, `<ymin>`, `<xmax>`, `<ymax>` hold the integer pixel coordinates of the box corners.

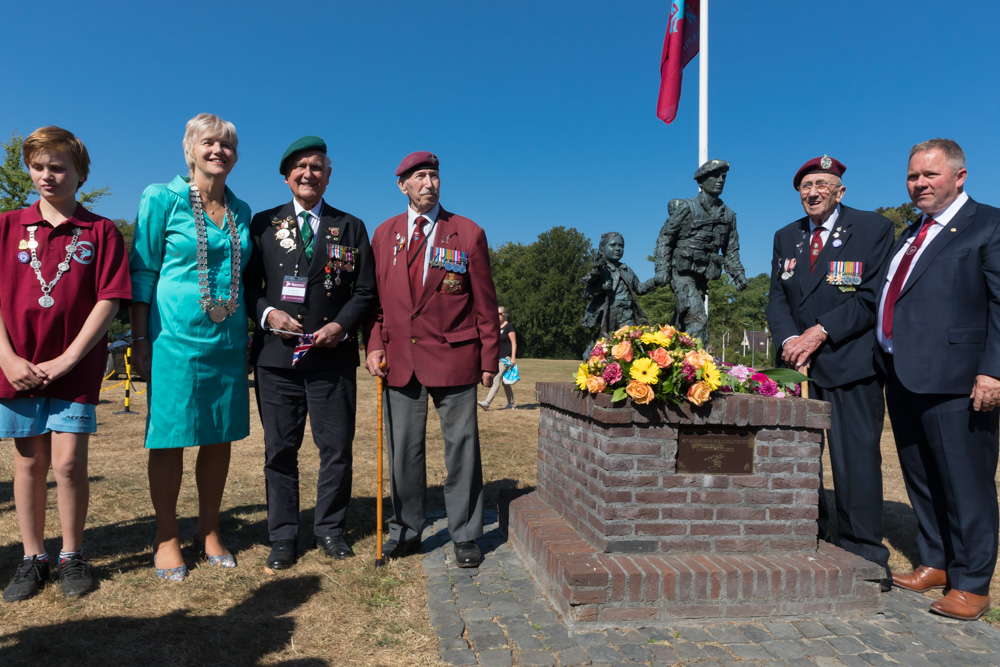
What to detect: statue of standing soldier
<box><xmin>652</xmin><ymin>159</ymin><xmax>747</xmax><ymax>344</ymax></box>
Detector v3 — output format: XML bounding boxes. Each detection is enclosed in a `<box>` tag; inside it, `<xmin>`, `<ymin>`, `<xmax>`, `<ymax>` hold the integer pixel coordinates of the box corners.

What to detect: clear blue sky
<box><xmin>5</xmin><ymin>1</ymin><xmax>999</xmax><ymax>279</ymax></box>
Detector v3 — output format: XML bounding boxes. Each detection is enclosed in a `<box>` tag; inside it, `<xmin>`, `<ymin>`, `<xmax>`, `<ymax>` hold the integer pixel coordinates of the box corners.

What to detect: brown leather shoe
<box><xmin>930</xmin><ymin>589</ymin><xmax>992</xmax><ymax>621</ymax></box>
<box><xmin>892</xmin><ymin>565</ymin><xmax>947</xmax><ymax>593</ymax></box>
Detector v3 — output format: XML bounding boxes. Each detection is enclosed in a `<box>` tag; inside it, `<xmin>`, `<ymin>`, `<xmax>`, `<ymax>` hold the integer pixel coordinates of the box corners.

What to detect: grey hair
<box><xmin>182</xmin><ymin>113</ymin><xmax>239</xmax><ymax>174</ymax></box>
<box><xmin>910</xmin><ymin>138</ymin><xmax>966</xmax><ymax>173</ymax></box>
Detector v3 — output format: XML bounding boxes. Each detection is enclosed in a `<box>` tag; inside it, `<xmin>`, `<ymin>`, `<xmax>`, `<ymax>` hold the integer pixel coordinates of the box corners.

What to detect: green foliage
<box><xmin>0</xmin><ymin>132</ymin><xmax>33</xmax><ymax>212</ymax></box>
<box><xmin>875</xmin><ymin>202</ymin><xmax>920</xmax><ymax>239</ymax></box>
<box><xmin>0</xmin><ymin>130</ymin><xmax>112</xmax><ymax>213</ymax></box>
<box><xmin>114</xmin><ymin>219</ymin><xmax>135</xmax><ymax>255</ymax></box>
<box><xmin>490</xmin><ymin>226</ymin><xmax>595</xmax><ymax>359</ymax></box>
<box><xmin>637</xmin><ymin>285</ymin><xmax>676</xmax><ymax>328</ymax></box>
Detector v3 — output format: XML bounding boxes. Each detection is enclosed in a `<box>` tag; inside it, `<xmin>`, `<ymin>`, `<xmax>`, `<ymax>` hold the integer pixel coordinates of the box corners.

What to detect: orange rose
<box><xmin>649</xmin><ymin>347</ymin><xmax>672</xmax><ymax>369</ymax></box>
<box><xmin>683</xmin><ymin>349</ymin><xmax>712</xmax><ymax>369</ymax></box>
<box><xmin>585</xmin><ymin>375</ymin><xmax>607</xmax><ymax>394</ymax></box>
<box><xmin>659</xmin><ymin>324</ymin><xmax>676</xmax><ymax>341</ymax></box>
<box><xmin>625</xmin><ymin>379</ymin><xmax>655</xmax><ymax>404</ymax></box>
<box><xmin>611</xmin><ymin>340</ymin><xmax>634</xmax><ymax>362</ymax></box>
<box><xmin>686</xmin><ymin>381</ymin><xmax>712</xmax><ymax>406</ymax></box>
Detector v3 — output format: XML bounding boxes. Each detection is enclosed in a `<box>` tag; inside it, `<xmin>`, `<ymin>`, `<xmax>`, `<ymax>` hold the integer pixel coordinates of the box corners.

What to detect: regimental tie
<box><xmin>881</xmin><ymin>217</ymin><xmax>935</xmax><ymax>339</ymax></box>
<box><xmin>809</xmin><ymin>227</ymin><xmax>824</xmax><ymax>273</ymax></box>
<box><xmin>299</xmin><ymin>211</ymin><xmax>314</xmax><ymax>262</ymax></box>
<box><xmin>408</xmin><ymin>216</ymin><xmax>427</xmax><ymax>302</ymax></box>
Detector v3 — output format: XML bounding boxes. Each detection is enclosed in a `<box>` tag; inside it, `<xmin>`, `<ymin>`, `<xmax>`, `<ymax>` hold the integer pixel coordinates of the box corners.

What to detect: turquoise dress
<box><xmin>130</xmin><ymin>175</ymin><xmax>251</xmax><ymax>448</ymax></box>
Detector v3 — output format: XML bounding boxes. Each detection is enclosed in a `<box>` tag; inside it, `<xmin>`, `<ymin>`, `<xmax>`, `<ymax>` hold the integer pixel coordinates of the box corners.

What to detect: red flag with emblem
<box><xmin>657</xmin><ymin>1</ymin><xmax>701</xmax><ymax>124</ymax></box>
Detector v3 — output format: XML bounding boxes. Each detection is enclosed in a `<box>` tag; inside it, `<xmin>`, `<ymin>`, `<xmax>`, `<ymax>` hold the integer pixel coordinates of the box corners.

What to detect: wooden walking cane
<box><xmin>375</xmin><ymin>374</ymin><xmax>385</xmax><ymax>569</ymax></box>
<box><xmin>799</xmin><ymin>365</ymin><xmax>810</xmax><ymax>399</ymax></box>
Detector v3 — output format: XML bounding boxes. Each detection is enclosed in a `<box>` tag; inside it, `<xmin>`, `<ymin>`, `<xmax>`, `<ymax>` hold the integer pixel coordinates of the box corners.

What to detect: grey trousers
<box><xmin>384</xmin><ymin>376</ymin><xmax>484</xmax><ymax>544</ymax></box>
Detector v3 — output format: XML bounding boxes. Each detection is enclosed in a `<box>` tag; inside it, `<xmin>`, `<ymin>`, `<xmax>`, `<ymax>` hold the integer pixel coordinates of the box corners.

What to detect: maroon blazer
<box><xmin>366</xmin><ymin>207</ymin><xmax>500</xmax><ymax>388</ymax></box>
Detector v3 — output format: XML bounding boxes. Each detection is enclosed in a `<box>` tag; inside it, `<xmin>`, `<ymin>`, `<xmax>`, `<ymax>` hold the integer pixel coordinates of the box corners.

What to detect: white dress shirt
<box><xmin>407</xmin><ymin>203</ymin><xmax>440</xmax><ymax>286</ymax></box>
<box><xmin>877</xmin><ymin>191</ymin><xmax>970</xmax><ymax>353</ymax></box>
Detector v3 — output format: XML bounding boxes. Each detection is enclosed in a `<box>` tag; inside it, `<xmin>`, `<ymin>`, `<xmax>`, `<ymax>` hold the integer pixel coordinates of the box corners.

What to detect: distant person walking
<box><xmin>129</xmin><ymin>113</ymin><xmax>251</xmax><ymax>581</ymax></box>
<box><xmin>480</xmin><ymin>307</ymin><xmax>516</xmax><ymax>410</ymax></box>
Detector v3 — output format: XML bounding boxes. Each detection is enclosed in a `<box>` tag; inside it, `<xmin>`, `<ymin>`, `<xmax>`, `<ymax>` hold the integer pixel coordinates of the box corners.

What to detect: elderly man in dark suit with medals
<box><xmin>879</xmin><ymin>139</ymin><xmax>1000</xmax><ymax>620</ymax></box>
<box><xmin>365</xmin><ymin>151</ymin><xmax>500</xmax><ymax>568</ymax></box>
<box><xmin>245</xmin><ymin>136</ymin><xmax>377</xmax><ymax>569</ymax></box>
<box><xmin>766</xmin><ymin>155</ymin><xmax>895</xmax><ymax>590</ymax></box>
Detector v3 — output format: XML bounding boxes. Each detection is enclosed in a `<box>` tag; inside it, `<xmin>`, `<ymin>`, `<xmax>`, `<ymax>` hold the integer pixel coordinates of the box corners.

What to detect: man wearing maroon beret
<box><xmin>365</xmin><ymin>151</ymin><xmax>499</xmax><ymax>567</ymax></box>
<box><xmin>766</xmin><ymin>155</ymin><xmax>895</xmax><ymax>589</ymax></box>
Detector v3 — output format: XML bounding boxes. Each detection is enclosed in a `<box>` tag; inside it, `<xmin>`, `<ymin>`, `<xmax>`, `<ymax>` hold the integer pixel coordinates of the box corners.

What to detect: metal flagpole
<box><xmin>699</xmin><ymin>0</ymin><xmax>709</xmax><ymax>166</ymax></box>
<box><xmin>700</xmin><ymin>0</ymin><xmax>710</xmax><ymax>331</ymax></box>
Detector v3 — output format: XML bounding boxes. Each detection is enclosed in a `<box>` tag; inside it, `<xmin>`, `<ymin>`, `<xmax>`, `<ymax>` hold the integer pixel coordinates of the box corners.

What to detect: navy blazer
<box><xmin>876</xmin><ymin>197</ymin><xmax>1000</xmax><ymax>394</ymax></box>
<box><xmin>766</xmin><ymin>205</ymin><xmax>894</xmax><ymax>389</ymax></box>
<box><xmin>244</xmin><ymin>200</ymin><xmax>377</xmax><ymax>372</ymax></box>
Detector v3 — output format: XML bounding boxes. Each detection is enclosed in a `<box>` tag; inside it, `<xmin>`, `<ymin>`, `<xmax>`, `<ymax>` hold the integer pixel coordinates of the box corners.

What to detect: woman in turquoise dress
<box><xmin>129</xmin><ymin>113</ymin><xmax>250</xmax><ymax>580</ymax></box>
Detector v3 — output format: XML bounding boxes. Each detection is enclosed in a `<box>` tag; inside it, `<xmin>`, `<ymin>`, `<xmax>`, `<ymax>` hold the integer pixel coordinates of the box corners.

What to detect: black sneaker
<box><xmin>3</xmin><ymin>557</ymin><xmax>50</xmax><ymax>602</ymax></box>
<box><xmin>58</xmin><ymin>557</ymin><xmax>94</xmax><ymax>598</ymax></box>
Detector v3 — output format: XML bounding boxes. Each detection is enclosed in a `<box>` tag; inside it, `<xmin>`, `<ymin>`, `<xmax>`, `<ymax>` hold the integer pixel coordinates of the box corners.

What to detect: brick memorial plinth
<box><xmin>506</xmin><ymin>382</ymin><xmax>884</xmax><ymax>626</ymax></box>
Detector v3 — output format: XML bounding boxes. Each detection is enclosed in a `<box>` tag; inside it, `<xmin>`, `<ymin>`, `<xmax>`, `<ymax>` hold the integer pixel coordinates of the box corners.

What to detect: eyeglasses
<box><xmin>798</xmin><ymin>181</ymin><xmax>839</xmax><ymax>194</ymax></box>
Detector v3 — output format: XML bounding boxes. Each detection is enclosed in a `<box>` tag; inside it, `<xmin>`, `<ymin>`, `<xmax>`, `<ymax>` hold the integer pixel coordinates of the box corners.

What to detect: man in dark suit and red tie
<box><xmin>245</xmin><ymin>136</ymin><xmax>377</xmax><ymax>569</ymax></box>
<box><xmin>365</xmin><ymin>151</ymin><xmax>500</xmax><ymax>568</ymax></box>
<box><xmin>879</xmin><ymin>138</ymin><xmax>1000</xmax><ymax>620</ymax></box>
<box><xmin>766</xmin><ymin>155</ymin><xmax>895</xmax><ymax>590</ymax></box>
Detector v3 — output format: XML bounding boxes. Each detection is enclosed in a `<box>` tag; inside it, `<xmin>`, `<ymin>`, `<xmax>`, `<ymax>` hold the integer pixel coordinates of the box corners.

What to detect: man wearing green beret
<box><xmin>244</xmin><ymin>136</ymin><xmax>377</xmax><ymax>569</ymax></box>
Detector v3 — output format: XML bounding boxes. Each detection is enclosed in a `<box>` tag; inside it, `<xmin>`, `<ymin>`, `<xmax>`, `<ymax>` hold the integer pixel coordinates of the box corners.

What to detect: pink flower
<box><xmin>750</xmin><ymin>372</ymin><xmax>769</xmax><ymax>383</ymax></box>
<box><xmin>755</xmin><ymin>378</ymin><xmax>780</xmax><ymax>397</ymax></box>
<box><xmin>602</xmin><ymin>362</ymin><xmax>623</xmax><ymax>385</ymax></box>
<box><xmin>649</xmin><ymin>347</ymin><xmax>672</xmax><ymax>369</ymax></box>
<box><xmin>590</xmin><ymin>342</ymin><xmax>606</xmax><ymax>358</ymax></box>
<box><xmin>679</xmin><ymin>334</ymin><xmax>696</xmax><ymax>349</ymax></box>
<box><xmin>681</xmin><ymin>362</ymin><xmax>697</xmax><ymax>382</ymax></box>
<box><xmin>728</xmin><ymin>364</ymin><xmax>751</xmax><ymax>382</ymax></box>
<box><xmin>630</xmin><ymin>329</ymin><xmax>643</xmax><ymax>340</ymax></box>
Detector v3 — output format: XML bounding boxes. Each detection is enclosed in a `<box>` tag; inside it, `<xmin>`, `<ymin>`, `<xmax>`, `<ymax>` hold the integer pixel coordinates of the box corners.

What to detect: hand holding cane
<box><xmin>375</xmin><ymin>363</ymin><xmax>386</xmax><ymax>568</ymax></box>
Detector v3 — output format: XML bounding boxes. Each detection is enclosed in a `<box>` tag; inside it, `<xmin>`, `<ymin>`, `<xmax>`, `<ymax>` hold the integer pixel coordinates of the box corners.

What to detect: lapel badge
<box><xmin>17</xmin><ymin>251</ymin><xmax>29</xmax><ymax>263</ymax></box>
<box><xmin>832</xmin><ymin>239</ymin><xmax>843</xmax><ymax>248</ymax></box>
<box><xmin>18</xmin><ymin>240</ymin><xmax>28</xmax><ymax>250</ymax></box>
<box><xmin>951</xmin><ymin>228</ymin><xmax>957</xmax><ymax>232</ymax></box>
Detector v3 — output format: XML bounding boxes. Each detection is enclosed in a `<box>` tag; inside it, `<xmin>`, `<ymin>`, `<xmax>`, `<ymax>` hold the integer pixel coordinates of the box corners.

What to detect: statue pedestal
<box><xmin>507</xmin><ymin>383</ymin><xmax>883</xmax><ymax>627</ymax></box>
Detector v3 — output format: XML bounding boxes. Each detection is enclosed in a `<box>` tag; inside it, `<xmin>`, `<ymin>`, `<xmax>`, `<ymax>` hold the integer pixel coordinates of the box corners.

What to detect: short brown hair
<box><xmin>910</xmin><ymin>138</ymin><xmax>966</xmax><ymax>173</ymax></box>
<box><xmin>22</xmin><ymin>126</ymin><xmax>91</xmax><ymax>187</ymax></box>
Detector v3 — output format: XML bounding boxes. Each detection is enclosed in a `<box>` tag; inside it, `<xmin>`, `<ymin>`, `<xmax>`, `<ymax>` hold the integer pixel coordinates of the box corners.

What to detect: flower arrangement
<box><xmin>576</xmin><ymin>324</ymin><xmax>806</xmax><ymax>406</ymax></box>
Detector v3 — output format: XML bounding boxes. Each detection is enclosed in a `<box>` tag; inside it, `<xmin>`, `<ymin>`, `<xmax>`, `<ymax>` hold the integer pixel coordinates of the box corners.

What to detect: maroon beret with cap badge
<box><xmin>793</xmin><ymin>154</ymin><xmax>846</xmax><ymax>190</ymax></box>
<box><xmin>395</xmin><ymin>151</ymin><xmax>440</xmax><ymax>178</ymax></box>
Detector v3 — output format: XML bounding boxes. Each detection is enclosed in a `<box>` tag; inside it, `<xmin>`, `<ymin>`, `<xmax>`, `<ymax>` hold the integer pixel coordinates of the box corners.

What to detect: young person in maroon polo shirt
<box><xmin>0</xmin><ymin>127</ymin><xmax>131</xmax><ymax>601</ymax></box>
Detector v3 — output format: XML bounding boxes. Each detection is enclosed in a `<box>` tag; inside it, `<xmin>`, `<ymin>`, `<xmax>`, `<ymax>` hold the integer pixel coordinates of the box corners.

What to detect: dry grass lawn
<box><xmin>0</xmin><ymin>356</ymin><xmax>997</xmax><ymax>665</ymax></box>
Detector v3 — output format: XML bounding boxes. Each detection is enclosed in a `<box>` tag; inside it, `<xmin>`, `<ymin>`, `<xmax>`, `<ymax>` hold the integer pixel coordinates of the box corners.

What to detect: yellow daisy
<box><xmin>576</xmin><ymin>362</ymin><xmax>591</xmax><ymax>390</ymax></box>
<box><xmin>702</xmin><ymin>360</ymin><xmax>722</xmax><ymax>391</ymax></box>
<box><xmin>629</xmin><ymin>357</ymin><xmax>660</xmax><ymax>385</ymax></box>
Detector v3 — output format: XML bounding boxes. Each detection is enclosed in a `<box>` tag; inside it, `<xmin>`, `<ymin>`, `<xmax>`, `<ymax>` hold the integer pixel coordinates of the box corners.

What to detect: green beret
<box><xmin>279</xmin><ymin>136</ymin><xmax>327</xmax><ymax>175</ymax></box>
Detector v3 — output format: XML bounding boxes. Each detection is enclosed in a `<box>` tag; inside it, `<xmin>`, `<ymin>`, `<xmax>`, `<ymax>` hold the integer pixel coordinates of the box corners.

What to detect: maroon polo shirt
<box><xmin>0</xmin><ymin>202</ymin><xmax>132</xmax><ymax>404</ymax></box>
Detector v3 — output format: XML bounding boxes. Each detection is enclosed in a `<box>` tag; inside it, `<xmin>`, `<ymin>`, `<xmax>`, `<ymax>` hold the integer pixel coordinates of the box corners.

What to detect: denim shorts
<box><xmin>0</xmin><ymin>398</ymin><xmax>97</xmax><ymax>437</ymax></box>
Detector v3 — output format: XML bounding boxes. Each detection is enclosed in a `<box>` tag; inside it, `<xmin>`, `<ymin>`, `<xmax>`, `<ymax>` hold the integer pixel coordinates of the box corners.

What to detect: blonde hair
<box><xmin>182</xmin><ymin>113</ymin><xmax>239</xmax><ymax>174</ymax></box>
<box><xmin>22</xmin><ymin>126</ymin><xmax>91</xmax><ymax>188</ymax></box>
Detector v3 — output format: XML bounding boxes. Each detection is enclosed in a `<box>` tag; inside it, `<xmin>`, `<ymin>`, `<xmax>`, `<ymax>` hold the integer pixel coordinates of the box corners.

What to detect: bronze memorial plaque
<box><xmin>676</xmin><ymin>427</ymin><xmax>754</xmax><ymax>474</ymax></box>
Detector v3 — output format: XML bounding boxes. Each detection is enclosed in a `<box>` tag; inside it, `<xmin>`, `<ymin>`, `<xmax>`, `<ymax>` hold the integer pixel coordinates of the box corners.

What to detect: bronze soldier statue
<box><xmin>652</xmin><ymin>159</ymin><xmax>747</xmax><ymax>344</ymax></box>
<box><xmin>582</xmin><ymin>232</ymin><xmax>652</xmax><ymax>337</ymax></box>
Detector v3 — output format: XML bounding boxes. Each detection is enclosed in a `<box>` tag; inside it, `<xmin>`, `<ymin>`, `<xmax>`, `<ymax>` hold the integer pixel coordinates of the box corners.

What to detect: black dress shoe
<box><xmin>267</xmin><ymin>540</ymin><xmax>297</xmax><ymax>570</ymax></box>
<box><xmin>317</xmin><ymin>535</ymin><xmax>355</xmax><ymax>560</ymax></box>
<box><xmin>454</xmin><ymin>541</ymin><xmax>482</xmax><ymax>568</ymax></box>
<box><xmin>381</xmin><ymin>537</ymin><xmax>421</xmax><ymax>560</ymax></box>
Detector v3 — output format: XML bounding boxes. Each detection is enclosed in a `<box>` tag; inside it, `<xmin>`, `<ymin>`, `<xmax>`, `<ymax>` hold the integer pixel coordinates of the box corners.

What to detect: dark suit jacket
<box><xmin>766</xmin><ymin>205</ymin><xmax>894</xmax><ymax>389</ymax></box>
<box><xmin>245</xmin><ymin>200</ymin><xmax>377</xmax><ymax>372</ymax></box>
<box><xmin>365</xmin><ymin>207</ymin><xmax>500</xmax><ymax>389</ymax></box>
<box><xmin>876</xmin><ymin>197</ymin><xmax>1000</xmax><ymax>394</ymax></box>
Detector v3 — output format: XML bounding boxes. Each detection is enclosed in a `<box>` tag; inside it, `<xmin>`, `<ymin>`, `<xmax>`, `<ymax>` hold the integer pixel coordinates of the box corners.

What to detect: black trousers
<box><xmin>813</xmin><ymin>376</ymin><xmax>890</xmax><ymax>569</ymax></box>
<box><xmin>885</xmin><ymin>356</ymin><xmax>999</xmax><ymax>595</ymax></box>
<box><xmin>255</xmin><ymin>365</ymin><xmax>356</xmax><ymax>541</ymax></box>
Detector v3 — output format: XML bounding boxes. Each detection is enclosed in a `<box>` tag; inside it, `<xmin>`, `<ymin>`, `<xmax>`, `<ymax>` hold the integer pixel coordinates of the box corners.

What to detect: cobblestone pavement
<box><xmin>420</xmin><ymin>511</ymin><xmax>1000</xmax><ymax>666</ymax></box>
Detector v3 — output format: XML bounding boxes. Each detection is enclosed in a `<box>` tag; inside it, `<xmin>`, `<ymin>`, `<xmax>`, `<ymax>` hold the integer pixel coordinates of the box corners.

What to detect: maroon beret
<box><xmin>793</xmin><ymin>155</ymin><xmax>846</xmax><ymax>190</ymax></box>
<box><xmin>395</xmin><ymin>151</ymin><xmax>440</xmax><ymax>178</ymax></box>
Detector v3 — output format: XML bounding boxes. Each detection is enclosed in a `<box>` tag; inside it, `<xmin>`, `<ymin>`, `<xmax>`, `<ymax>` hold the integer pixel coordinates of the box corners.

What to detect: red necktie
<box><xmin>407</xmin><ymin>216</ymin><xmax>427</xmax><ymax>303</ymax></box>
<box><xmin>881</xmin><ymin>218</ymin><xmax>935</xmax><ymax>339</ymax></box>
<box><xmin>809</xmin><ymin>227</ymin><xmax>824</xmax><ymax>273</ymax></box>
